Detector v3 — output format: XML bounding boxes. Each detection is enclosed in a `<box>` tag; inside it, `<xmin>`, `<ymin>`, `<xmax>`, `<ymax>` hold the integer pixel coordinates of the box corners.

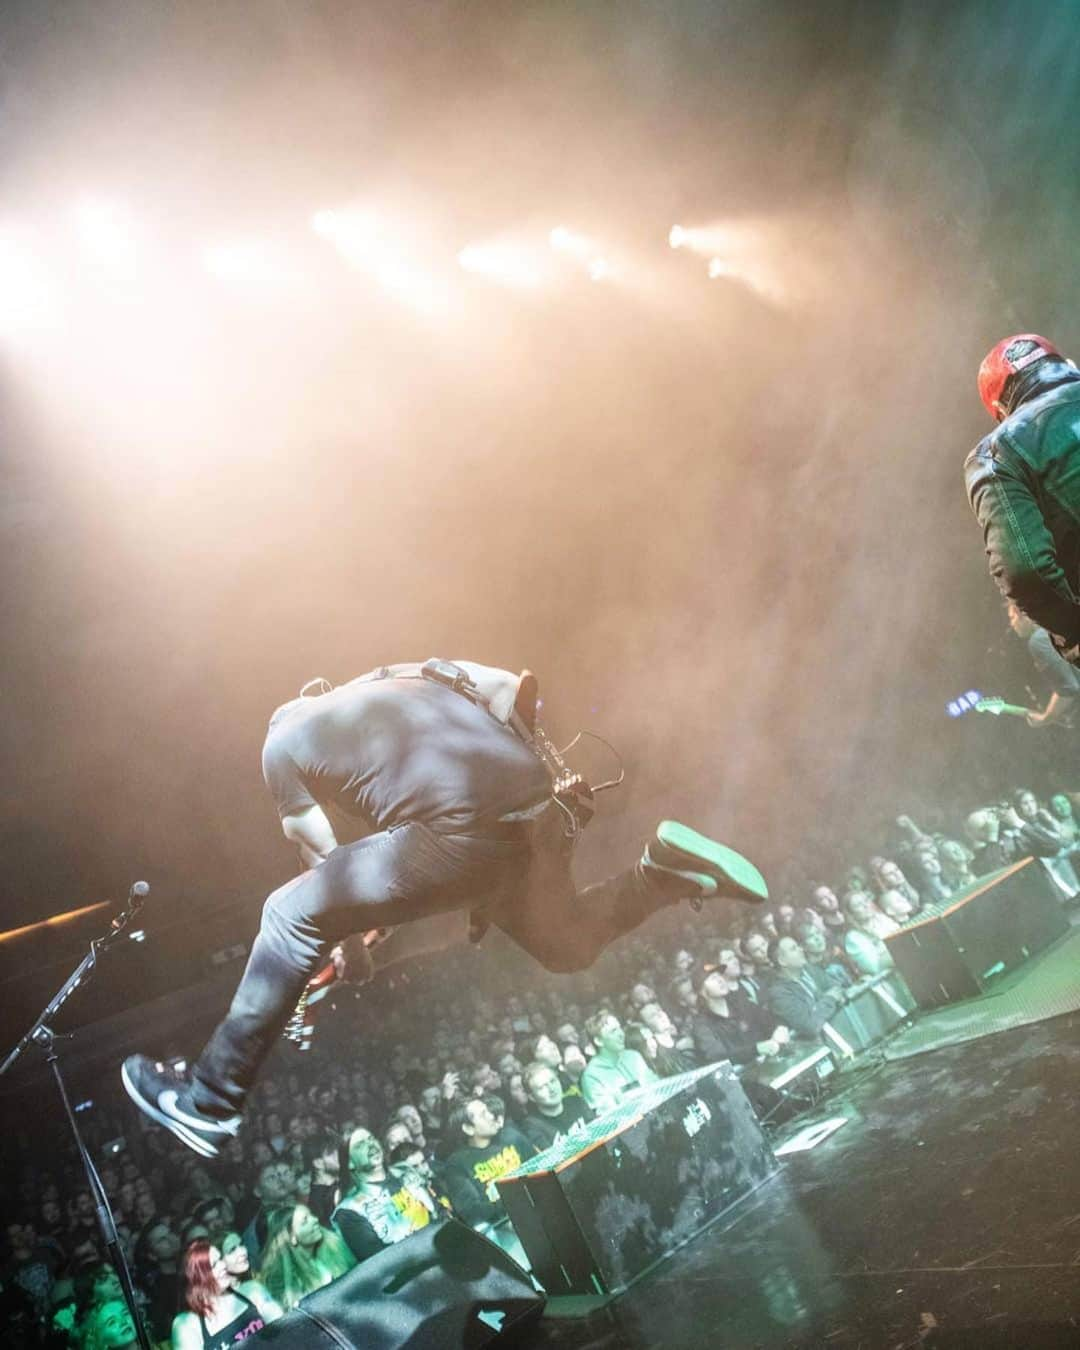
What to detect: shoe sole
<box><xmin>656</xmin><ymin>821</ymin><xmax>768</xmax><ymax>903</ymax></box>
<box><xmin>121</xmin><ymin>1060</ymin><xmax>220</xmax><ymax>1159</ymax></box>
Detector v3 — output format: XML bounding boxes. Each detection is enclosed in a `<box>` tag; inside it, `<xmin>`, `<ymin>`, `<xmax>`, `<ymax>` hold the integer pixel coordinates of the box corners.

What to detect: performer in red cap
<box><xmin>966</xmin><ymin>334</ymin><xmax>1080</xmax><ymax>662</ymax></box>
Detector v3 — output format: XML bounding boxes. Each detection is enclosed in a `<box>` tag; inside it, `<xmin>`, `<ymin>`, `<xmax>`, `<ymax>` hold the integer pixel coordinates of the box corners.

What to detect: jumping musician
<box><xmin>122</xmin><ymin>659</ymin><xmax>768</xmax><ymax>1155</ymax></box>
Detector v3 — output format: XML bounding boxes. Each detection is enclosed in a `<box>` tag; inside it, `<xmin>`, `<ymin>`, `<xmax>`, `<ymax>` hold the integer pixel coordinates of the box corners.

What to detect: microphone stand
<box><xmin>0</xmin><ymin>885</ymin><xmax>153</xmax><ymax>1350</ymax></box>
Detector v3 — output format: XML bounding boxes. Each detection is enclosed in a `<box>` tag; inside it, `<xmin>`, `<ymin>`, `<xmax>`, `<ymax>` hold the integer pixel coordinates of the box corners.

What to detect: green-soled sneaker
<box><xmin>641</xmin><ymin>820</ymin><xmax>768</xmax><ymax>905</ymax></box>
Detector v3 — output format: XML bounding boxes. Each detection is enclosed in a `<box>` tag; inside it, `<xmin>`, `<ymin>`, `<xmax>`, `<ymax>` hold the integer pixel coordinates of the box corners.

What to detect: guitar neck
<box><xmin>975</xmin><ymin>699</ymin><xmax>1032</xmax><ymax>718</ymax></box>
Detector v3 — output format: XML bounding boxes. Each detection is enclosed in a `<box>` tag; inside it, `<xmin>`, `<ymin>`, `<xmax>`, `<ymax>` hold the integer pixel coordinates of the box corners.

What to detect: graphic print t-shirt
<box><xmin>441</xmin><ymin>1126</ymin><xmax>535</xmax><ymax>1224</ymax></box>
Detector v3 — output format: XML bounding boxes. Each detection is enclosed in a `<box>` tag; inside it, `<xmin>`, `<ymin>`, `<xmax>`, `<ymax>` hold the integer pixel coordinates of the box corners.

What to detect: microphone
<box><xmin>111</xmin><ymin>881</ymin><xmax>150</xmax><ymax>932</ymax></box>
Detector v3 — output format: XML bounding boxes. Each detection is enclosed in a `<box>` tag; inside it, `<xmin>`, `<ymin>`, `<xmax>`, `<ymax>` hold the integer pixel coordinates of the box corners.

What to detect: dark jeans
<box><xmin>192</xmin><ymin>808</ymin><xmax>671</xmax><ymax>1116</ymax></box>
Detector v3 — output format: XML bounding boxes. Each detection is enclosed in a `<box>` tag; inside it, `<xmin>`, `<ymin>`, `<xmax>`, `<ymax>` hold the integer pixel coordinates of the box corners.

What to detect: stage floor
<box><xmin>525</xmin><ymin>1008</ymin><xmax>1080</xmax><ymax>1350</ymax></box>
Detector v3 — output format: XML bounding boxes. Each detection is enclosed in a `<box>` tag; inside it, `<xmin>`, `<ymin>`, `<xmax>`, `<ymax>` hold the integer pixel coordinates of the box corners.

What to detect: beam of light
<box><xmin>551</xmin><ymin>227</ymin><xmax>617</xmax><ymax>284</ymax></box>
<box><xmin>370</xmin><ymin>257</ymin><xmax>448</xmax><ymax>314</ymax></box>
<box><xmin>0</xmin><ymin>901</ymin><xmax>110</xmax><ymax>945</ymax></box>
<box><xmin>202</xmin><ymin>239</ymin><xmax>298</xmax><ymax>286</ymax></box>
<box><xmin>0</xmin><ymin>228</ymin><xmax>59</xmax><ymax>339</ymax></box>
<box><xmin>588</xmin><ymin>257</ymin><xmax>612</xmax><ymax>283</ymax></box>
<box><xmin>675</xmin><ymin>219</ymin><xmax>790</xmax><ymax>308</ymax></box>
<box><xmin>311</xmin><ymin>207</ymin><xmax>448</xmax><ymax>314</ymax></box>
<box><xmin>549</xmin><ymin>225</ymin><xmax>594</xmax><ymax>258</ymax></box>
<box><xmin>72</xmin><ymin>198</ymin><xmax>139</xmax><ymax>281</ymax></box>
<box><xmin>671</xmin><ymin>223</ymin><xmax>731</xmax><ymax>254</ymax></box>
<box><xmin>457</xmin><ymin>241</ymin><xmax>544</xmax><ymax>289</ymax></box>
<box><xmin>310</xmin><ymin>206</ymin><xmax>380</xmax><ymax>262</ymax></box>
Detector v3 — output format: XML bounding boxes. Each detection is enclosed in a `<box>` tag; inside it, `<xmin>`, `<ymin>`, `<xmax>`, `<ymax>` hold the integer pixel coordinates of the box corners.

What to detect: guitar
<box><xmin>283</xmin><ymin>927</ymin><xmax>393</xmax><ymax>1050</ymax></box>
<box><xmin>975</xmin><ymin>697</ymin><xmax>1034</xmax><ymax>719</ymax></box>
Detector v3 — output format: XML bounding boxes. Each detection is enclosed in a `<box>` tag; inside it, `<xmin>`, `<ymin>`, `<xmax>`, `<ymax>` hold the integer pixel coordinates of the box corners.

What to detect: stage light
<box><xmin>0</xmin><ymin>229</ymin><xmax>58</xmax><ymax>338</ymax></box>
<box><xmin>72</xmin><ymin>198</ymin><xmax>138</xmax><ymax>281</ymax></box>
<box><xmin>588</xmin><ymin>257</ymin><xmax>612</xmax><ymax>282</ymax></box>
<box><xmin>549</xmin><ymin>226</ymin><xmax>573</xmax><ymax>250</ymax></box>
<box><xmin>708</xmin><ymin>257</ymin><xmax>729</xmax><ymax>279</ymax></box>
<box><xmin>457</xmin><ymin>242</ymin><xmax>543</xmax><ymax>289</ymax></box>
<box><xmin>668</xmin><ymin>225</ymin><xmax>687</xmax><ymax>249</ymax></box>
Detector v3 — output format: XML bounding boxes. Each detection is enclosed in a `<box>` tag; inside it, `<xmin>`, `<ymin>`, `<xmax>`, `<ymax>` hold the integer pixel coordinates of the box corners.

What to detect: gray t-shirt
<box><xmin>261</xmin><ymin>668</ymin><xmax>551</xmax><ymax>833</ymax></box>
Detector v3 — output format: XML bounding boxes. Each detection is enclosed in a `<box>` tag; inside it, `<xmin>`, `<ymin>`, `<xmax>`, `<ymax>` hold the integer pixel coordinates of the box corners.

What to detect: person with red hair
<box><xmin>170</xmin><ymin>1238</ymin><xmax>281</xmax><ymax>1349</ymax></box>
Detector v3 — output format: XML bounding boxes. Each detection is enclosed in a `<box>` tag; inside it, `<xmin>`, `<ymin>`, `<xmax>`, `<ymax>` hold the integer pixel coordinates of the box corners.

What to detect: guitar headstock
<box><xmin>975</xmin><ymin>698</ymin><xmax>1006</xmax><ymax>715</ymax></box>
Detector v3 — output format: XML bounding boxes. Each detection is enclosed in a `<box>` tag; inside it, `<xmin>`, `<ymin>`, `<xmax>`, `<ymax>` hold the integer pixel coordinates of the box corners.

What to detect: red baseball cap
<box><xmin>978</xmin><ymin>333</ymin><xmax>1061</xmax><ymax>421</ymax></box>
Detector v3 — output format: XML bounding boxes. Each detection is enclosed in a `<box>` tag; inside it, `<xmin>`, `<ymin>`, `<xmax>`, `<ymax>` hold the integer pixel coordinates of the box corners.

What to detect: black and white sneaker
<box><xmin>641</xmin><ymin>820</ymin><xmax>769</xmax><ymax>906</ymax></box>
<box><xmin>121</xmin><ymin>1055</ymin><xmax>241</xmax><ymax>1159</ymax></box>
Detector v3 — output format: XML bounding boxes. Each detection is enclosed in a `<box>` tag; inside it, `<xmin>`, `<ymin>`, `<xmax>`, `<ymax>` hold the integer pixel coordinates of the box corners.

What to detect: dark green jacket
<box><xmin>965</xmin><ymin>367</ymin><xmax>1080</xmax><ymax>660</ymax></box>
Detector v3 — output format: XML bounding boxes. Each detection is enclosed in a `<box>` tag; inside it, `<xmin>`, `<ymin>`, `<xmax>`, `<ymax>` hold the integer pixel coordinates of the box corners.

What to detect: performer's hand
<box><xmin>758</xmin><ymin>1038</ymin><xmax>781</xmax><ymax>1058</ymax></box>
<box><xmin>1025</xmin><ymin>710</ymin><xmax>1046</xmax><ymax>727</ymax></box>
<box><xmin>772</xmin><ymin>1025</ymin><xmax>792</xmax><ymax>1046</ymax></box>
<box><xmin>330</xmin><ymin>935</ymin><xmax>375</xmax><ymax>985</ymax></box>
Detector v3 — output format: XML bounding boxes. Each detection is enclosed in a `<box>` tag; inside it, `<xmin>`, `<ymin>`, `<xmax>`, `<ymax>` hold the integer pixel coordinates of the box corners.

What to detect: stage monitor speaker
<box><xmin>250</xmin><ymin>1217</ymin><xmax>544</xmax><ymax>1349</ymax></box>
<box><xmin>496</xmin><ymin>1062</ymin><xmax>776</xmax><ymax>1303</ymax></box>
<box><xmin>822</xmin><ymin>971</ymin><xmax>916</xmax><ymax>1055</ymax></box>
<box><xmin>885</xmin><ymin>857</ymin><xmax>1068</xmax><ymax>1008</ymax></box>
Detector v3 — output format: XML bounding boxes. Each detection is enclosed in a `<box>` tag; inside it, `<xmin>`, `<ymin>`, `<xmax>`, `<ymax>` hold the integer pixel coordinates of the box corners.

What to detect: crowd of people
<box><xmin>3</xmin><ymin>783</ymin><xmax>1078</xmax><ymax>1348</ymax></box>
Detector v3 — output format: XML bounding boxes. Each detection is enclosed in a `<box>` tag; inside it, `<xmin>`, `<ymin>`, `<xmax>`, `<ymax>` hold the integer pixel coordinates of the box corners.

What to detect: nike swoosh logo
<box><xmin>158</xmin><ymin>1090</ymin><xmax>238</xmax><ymax>1134</ymax></box>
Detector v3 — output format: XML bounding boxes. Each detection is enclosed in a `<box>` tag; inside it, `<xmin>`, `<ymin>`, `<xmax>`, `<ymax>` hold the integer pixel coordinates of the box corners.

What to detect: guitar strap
<box><xmin>368</xmin><ymin>659</ymin><xmax>598</xmax><ymax>835</ymax></box>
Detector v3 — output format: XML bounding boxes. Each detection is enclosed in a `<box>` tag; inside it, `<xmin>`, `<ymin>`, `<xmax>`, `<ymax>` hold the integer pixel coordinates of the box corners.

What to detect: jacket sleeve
<box><xmin>767</xmin><ymin>979</ymin><xmax>838</xmax><ymax>1039</ymax></box>
<box><xmin>965</xmin><ymin>441</ymin><xmax>1080</xmax><ymax>647</ymax></box>
<box><xmin>691</xmin><ymin>1013</ymin><xmax>735</xmax><ymax>1067</ymax></box>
